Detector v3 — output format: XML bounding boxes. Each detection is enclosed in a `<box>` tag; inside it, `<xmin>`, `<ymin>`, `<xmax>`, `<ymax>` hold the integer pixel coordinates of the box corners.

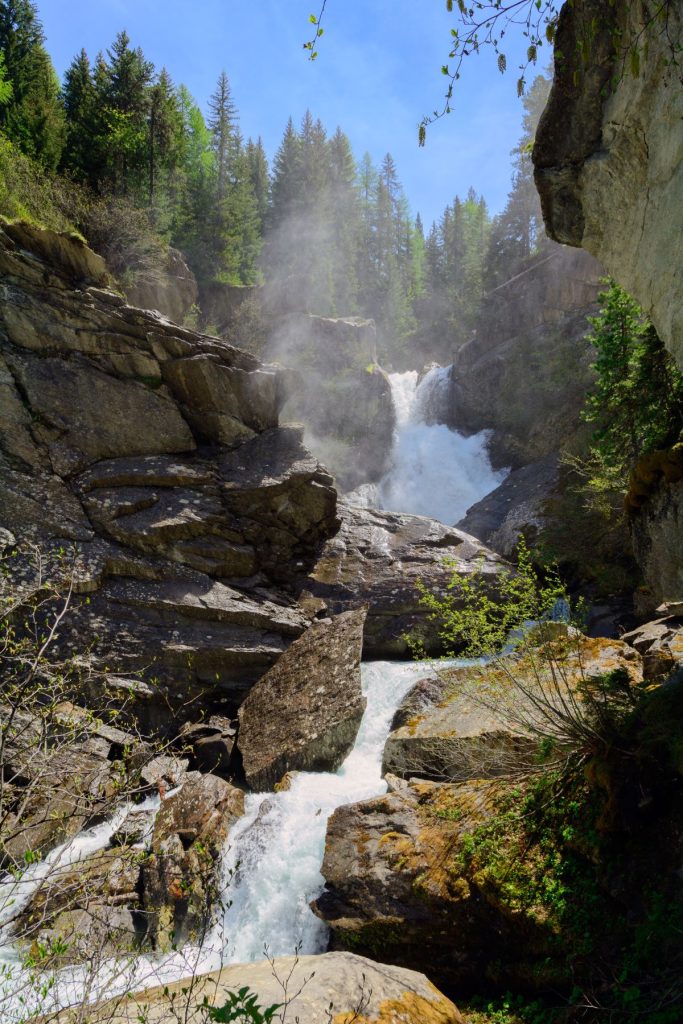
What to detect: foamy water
<box><xmin>0</xmin><ymin>660</ymin><xmax>454</xmax><ymax>1018</ymax></box>
<box><xmin>348</xmin><ymin>367</ymin><xmax>508</xmax><ymax>524</ymax></box>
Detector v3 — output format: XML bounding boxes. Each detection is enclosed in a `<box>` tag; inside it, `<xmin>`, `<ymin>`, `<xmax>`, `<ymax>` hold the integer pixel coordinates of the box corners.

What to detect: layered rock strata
<box><xmin>0</xmin><ymin>221</ymin><xmax>338</xmax><ymax>728</ymax></box>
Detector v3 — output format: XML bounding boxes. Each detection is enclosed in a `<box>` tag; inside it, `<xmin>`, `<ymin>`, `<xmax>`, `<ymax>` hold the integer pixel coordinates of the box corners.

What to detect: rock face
<box><xmin>301</xmin><ymin>502</ymin><xmax>508</xmax><ymax>657</ymax></box>
<box><xmin>534</xmin><ymin>0</ymin><xmax>683</xmax><ymax>369</ymax></box>
<box><xmin>60</xmin><ymin>952</ymin><xmax>463</xmax><ymax>1023</ymax></box>
<box><xmin>314</xmin><ymin>779</ymin><xmax>533</xmax><ymax>994</ymax></box>
<box><xmin>447</xmin><ymin>246</ymin><xmax>602</xmax><ymax>467</ymax></box>
<box><xmin>628</xmin><ymin>449</ymin><xmax>683</xmax><ymax>611</ymax></box>
<box><xmin>142</xmin><ymin>771</ymin><xmax>244</xmax><ymax>950</ymax></box>
<box><xmin>457</xmin><ymin>454</ymin><xmax>559</xmax><ymax>557</ymax></box>
<box><xmin>270</xmin><ymin>315</ymin><xmax>396</xmax><ymax>491</ymax></box>
<box><xmin>125</xmin><ymin>246</ymin><xmax>199</xmax><ymax>325</ymax></box>
<box><xmin>0</xmin><ymin>222</ymin><xmax>339</xmax><ymax>728</ymax></box>
<box><xmin>238</xmin><ymin>607</ymin><xmax>367</xmax><ymax>790</ymax></box>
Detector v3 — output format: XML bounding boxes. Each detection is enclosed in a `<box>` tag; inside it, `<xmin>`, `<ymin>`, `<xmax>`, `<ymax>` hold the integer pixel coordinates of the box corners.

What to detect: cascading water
<box><xmin>348</xmin><ymin>366</ymin><xmax>507</xmax><ymax>524</ymax></box>
<box><xmin>213</xmin><ymin>659</ymin><xmax>439</xmax><ymax>963</ymax></box>
<box><xmin>0</xmin><ymin>660</ymin><xmax>455</xmax><ymax>1018</ymax></box>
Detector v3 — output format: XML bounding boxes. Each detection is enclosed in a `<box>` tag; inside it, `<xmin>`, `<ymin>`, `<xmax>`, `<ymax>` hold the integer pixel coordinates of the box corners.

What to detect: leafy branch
<box><xmin>303</xmin><ymin>1</ymin><xmax>327</xmax><ymax>61</ymax></box>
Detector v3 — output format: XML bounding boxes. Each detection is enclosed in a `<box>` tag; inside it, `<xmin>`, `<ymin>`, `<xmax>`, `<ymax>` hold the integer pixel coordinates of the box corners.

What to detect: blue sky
<box><xmin>38</xmin><ymin>0</ymin><xmax>542</xmax><ymax>227</ymax></box>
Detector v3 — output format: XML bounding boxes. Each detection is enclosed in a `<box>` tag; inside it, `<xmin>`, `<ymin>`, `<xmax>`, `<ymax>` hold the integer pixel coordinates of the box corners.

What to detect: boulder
<box><xmin>57</xmin><ymin>951</ymin><xmax>463</xmax><ymax>1023</ymax></box>
<box><xmin>12</xmin><ymin>847</ymin><xmax>143</xmax><ymax>965</ymax></box>
<box><xmin>141</xmin><ymin>772</ymin><xmax>244</xmax><ymax>950</ymax></box>
<box><xmin>313</xmin><ymin>778</ymin><xmax>541</xmax><ymax>993</ymax></box>
<box><xmin>237</xmin><ymin>607</ymin><xmax>367</xmax><ymax>791</ymax></box>
<box><xmin>457</xmin><ymin>454</ymin><xmax>560</xmax><ymax>556</ymax></box>
<box><xmin>302</xmin><ymin>501</ymin><xmax>508</xmax><ymax>657</ymax></box>
<box><xmin>382</xmin><ymin>635</ymin><xmax>643</xmax><ymax>782</ymax></box>
<box><xmin>534</xmin><ymin>0</ymin><xmax>683</xmax><ymax>369</ymax></box>
<box><xmin>176</xmin><ymin>716</ymin><xmax>237</xmax><ymax>777</ymax></box>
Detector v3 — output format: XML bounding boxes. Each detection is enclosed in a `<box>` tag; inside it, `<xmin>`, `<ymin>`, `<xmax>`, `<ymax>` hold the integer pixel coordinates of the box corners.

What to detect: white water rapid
<box><xmin>0</xmin><ymin>659</ymin><xmax>456</xmax><ymax>1020</ymax></box>
<box><xmin>349</xmin><ymin>366</ymin><xmax>507</xmax><ymax>524</ymax></box>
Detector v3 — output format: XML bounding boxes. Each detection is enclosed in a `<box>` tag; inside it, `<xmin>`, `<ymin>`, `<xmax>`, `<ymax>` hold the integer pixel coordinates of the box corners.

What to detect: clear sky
<box><xmin>38</xmin><ymin>0</ymin><xmax>541</xmax><ymax>228</ymax></box>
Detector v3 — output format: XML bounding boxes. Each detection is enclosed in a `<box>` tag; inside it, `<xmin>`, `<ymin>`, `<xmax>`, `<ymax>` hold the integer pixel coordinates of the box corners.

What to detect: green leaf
<box><xmin>309</xmin><ymin>13</ymin><xmax>317</xmax><ymax>23</ymax></box>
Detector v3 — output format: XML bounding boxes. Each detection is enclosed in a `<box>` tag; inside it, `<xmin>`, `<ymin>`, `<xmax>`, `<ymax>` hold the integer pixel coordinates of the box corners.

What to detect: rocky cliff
<box><xmin>267</xmin><ymin>314</ymin><xmax>395</xmax><ymax>492</ymax></box>
<box><xmin>534</xmin><ymin>0</ymin><xmax>683</xmax><ymax>370</ymax></box>
<box><xmin>0</xmin><ymin>220</ymin><xmax>338</xmax><ymax>730</ymax></box>
<box><xmin>447</xmin><ymin>245</ymin><xmax>602</xmax><ymax>468</ymax></box>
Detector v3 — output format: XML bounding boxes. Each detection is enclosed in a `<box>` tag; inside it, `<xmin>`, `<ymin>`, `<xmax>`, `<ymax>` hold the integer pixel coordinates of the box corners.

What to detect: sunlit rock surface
<box><xmin>301</xmin><ymin>501</ymin><xmax>508</xmax><ymax>657</ymax></box>
<box><xmin>53</xmin><ymin>952</ymin><xmax>463</xmax><ymax>1023</ymax></box>
<box><xmin>238</xmin><ymin>607</ymin><xmax>367</xmax><ymax>790</ymax></box>
<box><xmin>534</xmin><ymin>0</ymin><xmax>683</xmax><ymax>369</ymax></box>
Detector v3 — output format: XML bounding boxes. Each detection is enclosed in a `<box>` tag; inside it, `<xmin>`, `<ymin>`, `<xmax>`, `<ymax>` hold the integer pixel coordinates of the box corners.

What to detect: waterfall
<box><xmin>348</xmin><ymin>366</ymin><xmax>508</xmax><ymax>525</ymax></box>
<box><xmin>0</xmin><ymin>660</ymin><xmax>453</xmax><ymax>1018</ymax></box>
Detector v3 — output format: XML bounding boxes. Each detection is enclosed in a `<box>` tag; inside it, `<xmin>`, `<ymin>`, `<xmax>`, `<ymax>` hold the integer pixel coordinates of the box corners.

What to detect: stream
<box><xmin>0</xmin><ymin>658</ymin><xmax>457</xmax><ymax>1019</ymax></box>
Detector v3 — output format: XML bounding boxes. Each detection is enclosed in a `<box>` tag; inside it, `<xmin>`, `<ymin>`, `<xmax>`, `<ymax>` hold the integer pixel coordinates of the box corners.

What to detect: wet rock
<box><xmin>177</xmin><ymin>716</ymin><xmax>237</xmax><ymax>776</ymax></box>
<box><xmin>141</xmin><ymin>772</ymin><xmax>244</xmax><ymax>950</ymax></box>
<box><xmin>237</xmin><ymin>608</ymin><xmax>367</xmax><ymax>791</ymax></box>
<box><xmin>63</xmin><ymin>951</ymin><xmax>463</xmax><ymax>1023</ymax></box>
<box><xmin>303</xmin><ymin>501</ymin><xmax>507</xmax><ymax>657</ymax></box>
<box><xmin>12</xmin><ymin>846</ymin><xmax>143</xmax><ymax>965</ymax></box>
<box><xmin>457</xmin><ymin>454</ymin><xmax>560</xmax><ymax>556</ymax></box>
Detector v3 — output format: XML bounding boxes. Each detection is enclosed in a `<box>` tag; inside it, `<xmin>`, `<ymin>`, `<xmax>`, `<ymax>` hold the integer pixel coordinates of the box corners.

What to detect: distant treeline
<box><xmin>0</xmin><ymin>0</ymin><xmax>551</xmax><ymax>362</ymax></box>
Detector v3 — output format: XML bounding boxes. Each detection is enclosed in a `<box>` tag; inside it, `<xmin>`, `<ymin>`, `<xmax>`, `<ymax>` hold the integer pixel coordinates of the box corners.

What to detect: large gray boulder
<box><xmin>382</xmin><ymin>635</ymin><xmax>642</xmax><ymax>782</ymax></box>
<box><xmin>237</xmin><ymin>607</ymin><xmax>367</xmax><ymax>790</ymax></box>
<box><xmin>53</xmin><ymin>951</ymin><xmax>463</xmax><ymax>1023</ymax></box>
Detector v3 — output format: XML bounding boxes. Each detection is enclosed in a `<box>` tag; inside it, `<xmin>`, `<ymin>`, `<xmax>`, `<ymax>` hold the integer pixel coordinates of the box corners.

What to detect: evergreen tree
<box><xmin>147</xmin><ymin>67</ymin><xmax>182</xmax><ymax>207</ymax></box>
<box><xmin>268</xmin><ymin>116</ymin><xmax>301</xmax><ymax>229</ymax></box>
<box><xmin>245</xmin><ymin>136</ymin><xmax>269</xmax><ymax>225</ymax></box>
<box><xmin>0</xmin><ymin>0</ymin><xmax>64</xmax><ymax>168</ymax></box>
<box><xmin>61</xmin><ymin>48</ymin><xmax>97</xmax><ymax>182</ymax></box>
<box><xmin>100</xmin><ymin>31</ymin><xmax>153</xmax><ymax>192</ymax></box>
<box><xmin>207</xmin><ymin>70</ymin><xmax>239</xmax><ymax>200</ymax></box>
<box><xmin>328</xmin><ymin>126</ymin><xmax>360</xmax><ymax>313</ymax></box>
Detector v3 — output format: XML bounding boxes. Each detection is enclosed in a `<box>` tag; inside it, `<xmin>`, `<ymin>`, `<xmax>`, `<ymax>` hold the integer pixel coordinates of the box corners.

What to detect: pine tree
<box><xmin>207</xmin><ymin>70</ymin><xmax>239</xmax><ymax>201</ymax></box>
<box><xmin>269</xmin><ymin>116</ymin><xmax>301</xmax><ymax>229</ymax></box>
<box><xmin>147</xmin><ymin>68</ymin><xmax>183</xmax><ymax>207</ymax></box>
<box><xmin>61</xmin><ymin>48</ymin><xmax>97</xmax><ymax>182</ymax></box>
<box><xmin>100</xmin><ymin>31</ymin><xmax>153</xmax><ymax>192</ymax></box>
<box><xmin>0</xmin><ymin>0</ymin><xmax>64</xmax><ymax>168</ymax></box>
<box><xmin>245</xmin><ymin>135</ymin><xmax>269</xmax><ymax>225</ymax></box>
